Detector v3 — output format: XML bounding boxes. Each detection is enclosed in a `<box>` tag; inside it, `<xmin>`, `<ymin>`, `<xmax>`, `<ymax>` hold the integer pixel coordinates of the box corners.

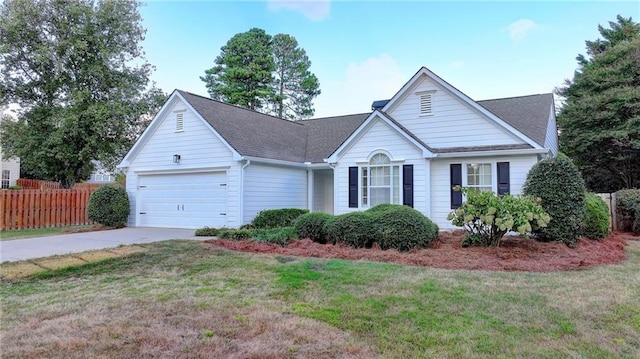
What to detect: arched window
<box><xmin>361</xmin><ymin>153</ymin><xmax>401</xmax><ymax>206</ymax></box>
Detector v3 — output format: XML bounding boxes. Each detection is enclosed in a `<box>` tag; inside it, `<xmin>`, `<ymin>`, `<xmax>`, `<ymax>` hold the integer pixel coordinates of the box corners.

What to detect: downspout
<box><xmin>240</xmin><ymin>159</ymin><xmax>251</xmax><ymax>225</ymax></box>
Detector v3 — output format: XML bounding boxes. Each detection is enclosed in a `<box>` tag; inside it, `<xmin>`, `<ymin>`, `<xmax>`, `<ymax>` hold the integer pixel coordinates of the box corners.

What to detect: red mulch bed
<box><xmin>205</xmin><ymin>231</ymin><xmax>640</xmax><ymax>272</ymax></box>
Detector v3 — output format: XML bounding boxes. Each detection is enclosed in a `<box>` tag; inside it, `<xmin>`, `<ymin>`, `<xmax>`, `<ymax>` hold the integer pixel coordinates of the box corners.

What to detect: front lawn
<box><xmin>1</xmin><ymin>240</ymin><xmax>639</xmax><ymax>358</ymax></box>
<box><xmin>0</xmin><ymin>225</ymin><xmax>95</xmax><ymax>241</ymax></box>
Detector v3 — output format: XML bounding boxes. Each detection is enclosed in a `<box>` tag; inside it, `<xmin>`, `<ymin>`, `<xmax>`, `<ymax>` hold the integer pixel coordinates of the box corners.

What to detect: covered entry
<box><xmin>137</xmin><ymin>171</ymin><xmax>227</xmax><ymax>228</ymax></box>
<box><xmin>312</xmin><ymin>169</ymin><xmax>334</xmax><ymax>214</ymax></box>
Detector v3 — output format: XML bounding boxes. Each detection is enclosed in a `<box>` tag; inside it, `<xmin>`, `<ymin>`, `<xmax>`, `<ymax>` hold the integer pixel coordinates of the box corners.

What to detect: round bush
<box><xmin>365</xmin><ymin>203</ymin><xmax>397</xmax><ymax>214</ymax></box>
<box><xmin>251</xmin><ymin>208</ymin><xmax>309</xmax><ymax>229</ymax></box>
<box><xmin>582</xmin><ymin>193</ymin><xmax>610</xmax><ymax>240</ymax></box>
<box><xmin>87</xmin><ymin>185</ymin><xmax>130</xmax><ymax>227</ymax></box>
<box><xmin>324</xmin><ymin>211</ymin><xmax>376</xmax><ymax>248</ymax></box>
<box><xmin>522</xmin><ymin>154</ymin><xmax>586</xmax><ymax>247</ymax></box>
<box><xmin>294</xmin><ymin>212</ymin><xmax>334</xmax><ymax>243</ymax></box>
<box><xmin>371</xmin><ymin>205</ymin><xmax>439</xmax><ymax>251</ymax></box>
<box><xmin>615</xmin><ymin>189</ymin><xmax>640</xmax><ymax>233</ymax></box>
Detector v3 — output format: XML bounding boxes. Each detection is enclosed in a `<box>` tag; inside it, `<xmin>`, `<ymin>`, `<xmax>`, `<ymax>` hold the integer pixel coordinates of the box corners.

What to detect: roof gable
<box><xmin>381</xmin><ymin>67</ymin><xmax>545</xmax><ymax>149</ymax></box>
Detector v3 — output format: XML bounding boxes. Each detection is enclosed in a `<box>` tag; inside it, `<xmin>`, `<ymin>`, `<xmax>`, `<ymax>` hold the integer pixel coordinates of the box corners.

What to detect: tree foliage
<box><xmin>0</xmin><ymin>0</ymin><xmax>163</xmax><ymax>187</ymax></box>
<box><xmin>270</xmin><ymin>34</ymin><xmax>321</xmax><ymax>120</ymax></box>
<box><xmin>556</xmin><ymin>15</ymin><xmax>640</xmax><ymax>192</ymax></box>
<box><xmin>201</xmin><ymin>29</ymin><xmax>321</xmax><ymax>120</ymax></box>
<box><xmin>447</xmin><ymin>187</ymin><xmax>550</xmax><ymax>247</ymax></box>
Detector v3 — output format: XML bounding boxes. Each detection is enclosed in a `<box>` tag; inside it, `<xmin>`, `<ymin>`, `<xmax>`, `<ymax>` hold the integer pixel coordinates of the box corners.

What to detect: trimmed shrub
<box><xmin>447</xmin><ymin>187</ymin><xmax>550</xmax><ymax>247</ymax></box>
<box><xmin>251</xmin><ymin>208</ymin><xmax>309</xmax><ymax>229</ymax></box>
<box><xmin>373</xmin><ymin>205</ymin><xmax>439</xmax><ymax>251</ymax></box>
<box><xmin>615</xmin><ymin>189</ymin><xmax>640</xmax><ymax>233</ymax></box>
<box><xmin>87</xmin><ymin>184</ymin><xmax>129</xmax><ymax>227</ymax></box>
<box><xmin>218</xmin><ymin>228</ymin><xmax>252</xmax><ymax>240</ymax></box>
<box><xmin>324</xmin><ymin>211</ymin><xmax>377</xmax><ymax>248</ymax></box>
<box><xmin>522</xmin><ymin>154</ymin><xmax>586</xmax><ymax>247</ymax></box>
<box><xmin>253</xmin><ymin>227</ymin><xmax>297</xmax><ymax>246</ymax></box>
<box><xmin>294</xmin><ymin>212</ymin><xmax>334</xmax><ymax>243</ymax></box>
<box><xmin>582</xmin><ymin>193</ymin><xmax>610</xmax><ymax>240</ymax></box>
<box><xmin>195</xmin><ymin>226</ymin><xmax>223</xmax><ymax>236</ymax></box>
<box><xmin>365</xmin><ymin>203</ymin><xmax>397</xmax><ymax>214</ymax></box>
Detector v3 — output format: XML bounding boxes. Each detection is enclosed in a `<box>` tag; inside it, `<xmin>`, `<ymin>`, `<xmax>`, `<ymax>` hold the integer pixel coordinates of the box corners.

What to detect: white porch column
<box><xmin>307</xmin><ymin>169</ymin><xmax>313</xmax><ymax>212</ymax></box>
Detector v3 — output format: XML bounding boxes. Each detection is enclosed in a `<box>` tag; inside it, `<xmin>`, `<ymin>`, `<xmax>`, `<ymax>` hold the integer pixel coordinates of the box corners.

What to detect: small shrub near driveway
<box><xmin>194</xmin><ymin>226</ymin><xmax>220</xmax><ymax>236</ymax></box>
<box><xmin>582</xmin><ymin>193</ymin><xmax>610</xmax><ymax>240</ymax></box>
<box><xmin>447</xmin><ymin>187</ymin><xmax>549</xmax><ymax>247</ymax></box>
<box><xmin>294</xmin><ymin>212</ymin><xmax>334</xmax><ymax>244</ymax></box>
<box><xmin>208</xmin><ymin>226</ymin><xmax>297</xmax><ymax>245</ymax></box>
<box><xmin>87</xmin><ymin>184</ymin><xmax>129</xmax><ymax>227</ymax></box>
<box><xmin>251</xmin><ymin>208</ymin><xmax>309</xmax><ymax>229</ymax></box>
<box><xmin>522</xmin><ymin>154</ymin><xmax>586</xmax><ymax>247</ymax></box>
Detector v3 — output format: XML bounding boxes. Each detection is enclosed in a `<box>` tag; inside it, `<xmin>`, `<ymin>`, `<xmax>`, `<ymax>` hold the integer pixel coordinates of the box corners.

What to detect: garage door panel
<box><xmin>138</xmin><ymin>172</ymin><xmax>227</xmax><ymax>228</ymax></box>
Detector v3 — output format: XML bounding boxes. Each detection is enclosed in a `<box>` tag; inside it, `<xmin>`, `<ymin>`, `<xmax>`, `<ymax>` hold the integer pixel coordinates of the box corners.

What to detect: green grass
<box><xmin>0</xmin><ymin>225</ymin><xmax>94</xmax><ymax>241</ymax></box>
<box><xmin>1</xmin><ymin>240</ymin><xmax>639</xmax><ymax>358</ymax></box>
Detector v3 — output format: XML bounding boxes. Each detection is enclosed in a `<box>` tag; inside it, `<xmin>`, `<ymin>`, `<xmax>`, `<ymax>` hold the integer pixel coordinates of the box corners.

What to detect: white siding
<box><xmin>335</xmin><ymin>118</ymin><xmax>428</xmax><ymax>216</ymax></box>
<box><xmin>430</xmin><ymin>155</ymin><xmax>539</xmax><ymax>229</ymax></box>
<box><xmin>388</xmin><ymin>76</ymin><xmax>525</xmax><ymax>148</ymax></box>
<box><xmin>544</xmin><ymin>105</ymin><xmax>559</xmax><ymax>156</ymax></box>
<box><xmin>125</xmin><ymin>100</ymin><xmax>242</xmax><ymax>228</ymax></box>
<box><xmin>0</xmin><ymin>155</ymin><xmax>20</xmax><ymax>187</ymax></box>
<box><xmin>243</xmin><ymin>163</ymin><xmax>308</xmax><ymax>223</ymax></box>
<box><xmin>313</xmin><ymin>169</ymin><xmax>333</xmax><ymax>214</ymax></box>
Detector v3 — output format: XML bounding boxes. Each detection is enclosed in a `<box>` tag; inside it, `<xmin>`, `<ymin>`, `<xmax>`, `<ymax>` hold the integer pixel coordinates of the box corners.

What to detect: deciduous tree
<box><xmin>0</xmin><ymin>0</ymin><xmax>161</xmax><ymax>187</ymax></box>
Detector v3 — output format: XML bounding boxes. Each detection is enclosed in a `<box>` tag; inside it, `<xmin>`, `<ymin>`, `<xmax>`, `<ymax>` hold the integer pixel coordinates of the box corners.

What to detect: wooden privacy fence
<box><xmin>0</xmin><ymin>188</ymin><xmax>96</xmax><ymax>230</ymax></box>
<box><xmin>16</xmin><ymin>178</ymin><xmax>61</xmax><ymax>189</ymax></box>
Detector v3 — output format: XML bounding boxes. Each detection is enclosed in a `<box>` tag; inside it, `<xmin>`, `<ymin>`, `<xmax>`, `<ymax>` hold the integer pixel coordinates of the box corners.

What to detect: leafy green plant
<box><xmin>447</xmin><ymin>187</ymin><xmax>550</xmax><ymax>247</ymax></box>
<box><xmin>294</xmin><ymin>212</ymin><xmax>334</xmax><ymax>244</ymax></box>
<box><xmin>253</xmin><ymin>227</ymin><xmax>297</xmax><ymax>246</ymax></box>
<box><xmin>615</xmin><ymin>189</ymin><xmax>640</xmax><ymax>233</ymax></box>
<box><xmin>324</xmin><ymin>211</ymin><xmax>376</xmax><ymax>248</ymax></box>
<box><xmin>87</xmin><ymin>185</ymin><xmax>130</xmax><ymax>227</ymax></box>
<box><xmin>582</xmin><ymin>193</ymin><xmax>610</xmax><ymax>240</ymax></box>
<box><xmin>522</xmin><ymin>154</ymin><xmax>587</xmax><ymax>247</ymax></box>
<box><xmin>371</xmin><ymin>205</ymin><xmax>439</xmax><ymax>251</ymax></box>
<box><xmin>251</xmin><ymin>208</ymin><xmax>309</xmax><ymax>229</ymax></box>
<box><xmin>8</xmin><ymin>185</ymin><xmax>21</xmax><ymax>190</ymax></box>
<box><xmin>194</xmin><ymin>227</ymin><xmax>221</xmax><ymax>236</ymax></box>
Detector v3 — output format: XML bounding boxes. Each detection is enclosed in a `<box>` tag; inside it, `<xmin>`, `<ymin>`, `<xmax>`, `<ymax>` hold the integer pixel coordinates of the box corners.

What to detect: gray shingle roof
<box><xmin>178</xmin><ymin>90</ymin><xmax>553</xmax><ymax>164</ymax></box>
<box><xmin>478</xmin><ymin>93</ymin><xmax>554</xmax><ymax>147</ymax></box>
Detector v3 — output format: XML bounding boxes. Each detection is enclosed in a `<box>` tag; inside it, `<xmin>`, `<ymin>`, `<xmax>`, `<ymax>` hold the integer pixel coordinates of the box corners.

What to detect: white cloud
<box><xmin>506</xmin><ymin>19</ymin><xmax>540</xmax><ymax>41</ymax></box>
<box><xmin>267</xmin><ymin>0</ymin><xmax>331</xmax><ymax>21</ymax></box>
<box><xmin>313</xmin><ymin>54</ymin><xmax>405</xmax><ymax>117</ymax></box>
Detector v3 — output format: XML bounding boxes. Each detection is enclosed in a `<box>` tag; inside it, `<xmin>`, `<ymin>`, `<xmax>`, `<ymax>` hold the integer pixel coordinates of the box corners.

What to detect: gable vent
<box><xmin>176</xmin><ymin>113</ymin><xmax>184</xmax><ymax>132</ymax></box>
<box><xmin>420</xmin><ymin>93</ymin><xmax>433</xmax><ymax>115</ymax></box>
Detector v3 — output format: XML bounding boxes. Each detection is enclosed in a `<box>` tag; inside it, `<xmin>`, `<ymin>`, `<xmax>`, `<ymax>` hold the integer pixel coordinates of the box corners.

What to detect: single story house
<box><xmin>119</xmin><ymin>67</ymin><xmax>558</xmax><ymax>229</ymax></box>
<box><xmin>0</xmin><ymin>145</ymin><xmax>20</xmax><ymax>189</ymax></box>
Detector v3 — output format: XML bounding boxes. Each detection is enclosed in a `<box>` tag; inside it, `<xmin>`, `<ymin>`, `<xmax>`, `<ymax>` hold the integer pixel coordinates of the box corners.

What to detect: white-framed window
<box><xmin>361</xmin><ymin>153</ymin><xmax>401</xmax><ymax>207</ymax></box>
<box><xmin>417</xmin><ymin>90</ymin><xmax>435</xmax><ymax>116</ymax></box>
<box><xmin>466</xmin><ymin>163</ymin><xmax>492</xmax><ymax>192</ymax></box>
<box><xmin>175</xmin><ymin>113</ymin><xmax>184</xmax><ymax>132</ymax></box>
<box><xmin>1</xmin><ymin>170</ymin><xmax>10</xmax><ymax>189</ymax></box>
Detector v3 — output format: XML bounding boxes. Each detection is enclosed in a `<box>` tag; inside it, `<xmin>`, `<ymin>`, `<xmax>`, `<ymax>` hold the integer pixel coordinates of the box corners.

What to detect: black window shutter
<box><xmin>348</xmin><ymin>167</ymin><xmax>358</xmax><ymax>208</ymax></box>
<box><xmin>402</xmin><ymin>165</ymin><xmax>414</xmax><ymax>208</ymax></box>
<box><xmin>497</xmin><ymin>162</ymin><xmax>510</xmax><ymax>195</ymax></box>
<box><xmin>450</xmin><ymin>164</ymin><xmax>462</xmax><ymax>209</ymax></box>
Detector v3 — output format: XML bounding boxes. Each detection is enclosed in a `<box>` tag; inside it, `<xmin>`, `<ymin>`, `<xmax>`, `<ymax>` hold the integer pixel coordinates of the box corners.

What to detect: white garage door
<box><xmin>138</xmin><ymin>172</ymin><xmax>227</xmax><ymax>228</ymax></box>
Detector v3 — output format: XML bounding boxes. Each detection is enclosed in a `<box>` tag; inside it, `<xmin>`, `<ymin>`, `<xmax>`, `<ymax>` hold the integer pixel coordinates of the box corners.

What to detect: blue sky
<box><xmin>140</xmin><ymin>1</ymin><xmax>639</xmax><ymax>118</ymax></box>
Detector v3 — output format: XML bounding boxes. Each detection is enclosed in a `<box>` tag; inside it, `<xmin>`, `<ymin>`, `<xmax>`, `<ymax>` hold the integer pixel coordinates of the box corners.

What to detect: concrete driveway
<box><xmin>0</xmin><ymin>227</ymin><xmax>214</xmax><ymax>263</ymax></box>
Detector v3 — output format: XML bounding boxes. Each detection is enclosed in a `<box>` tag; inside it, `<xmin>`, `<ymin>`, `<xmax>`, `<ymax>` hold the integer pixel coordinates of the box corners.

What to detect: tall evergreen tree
<box><xmin>0</xmin><ymin>0</ymin><xmax>161</xmax><ymax>187</ymax></box>
<box><xmin>270</xmin><ymin>34</ymin><xmax>321</xmax><ymax>120</ymax></box>
<box><xmin>200</xmin><ymin>28</ymin><xmax>274</xmax><ymax>111</ymax></box>
<box><xmin>201</xmin><ymin>29</ymin><xmax>321</xmax><ymax>119</ymax></box>
<box><xmin>556</xmin><ymin>15</ymin><xmax>640</xmax><ymax>192</ymax></box>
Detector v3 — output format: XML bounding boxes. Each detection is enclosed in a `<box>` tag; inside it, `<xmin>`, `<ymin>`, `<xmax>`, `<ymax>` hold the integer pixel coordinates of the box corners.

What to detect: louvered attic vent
<box><xmin>176</xmin><ymin>113</ymin><xmax>184</xmax><ymax>132</ymax></box>
<box><xmin>420</xmin><ymin>93</ymin><xmax>433</xmax><ymax>115</ymax></box>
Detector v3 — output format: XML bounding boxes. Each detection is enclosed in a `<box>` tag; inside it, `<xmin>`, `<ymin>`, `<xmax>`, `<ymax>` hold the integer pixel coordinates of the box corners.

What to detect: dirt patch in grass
<box><xmin>0</xmin><ymin>246</ymin><xmax>148</xmax><ymax>280</ymax></box>
<box><xmin>207</xmin><ymin>231</ymin><xmax>636</xmax><ymax>272</ymax></box>
<box><xmin>60</xmin><ymin>224</ymin><xmax>115</xmax><ymax>234</ymax></box>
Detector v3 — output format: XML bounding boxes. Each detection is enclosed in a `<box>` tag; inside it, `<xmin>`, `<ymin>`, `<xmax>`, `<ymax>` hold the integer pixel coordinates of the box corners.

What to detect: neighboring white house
<box><xmin>119</xmin><ymin>67</ymin><xmax>558</xmax><ymax>229</ymax></box>
<box><xmin>0</xmin><ymin>145</ymin><xmax>20</xmax><ymax>189</ymax></box>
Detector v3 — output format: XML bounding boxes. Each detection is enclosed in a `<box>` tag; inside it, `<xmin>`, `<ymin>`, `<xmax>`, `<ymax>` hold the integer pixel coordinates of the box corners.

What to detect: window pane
<box><xmin>393</xmin><ymin>166</ymin><xmax>400</xmax><ymax>204</ymax></box>
<box><xmin>361</xmin><ymin>167</ymin><xmax>368</xmax><ymax>205</ymax></box>
<box><xmin>370</xmin><ymin>187</ymin><xmax>390</xmax><ymax>206</ymax></box>
<box><xmin>370</xmin><ymin>153</ymin><xmax>390</xmax><ymax>165</ymax></box>
<box><xmin>467</xmin><ymin>163</ymin><xmax>492</xmax><ymax>192</ymax></box>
